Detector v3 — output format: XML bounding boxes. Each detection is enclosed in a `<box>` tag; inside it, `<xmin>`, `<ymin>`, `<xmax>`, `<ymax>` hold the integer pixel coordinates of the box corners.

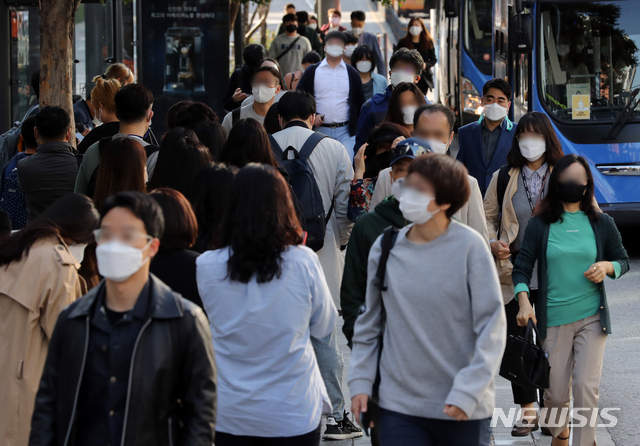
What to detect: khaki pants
<box><xmin>542</xmin><ymin>314</ymin><xmax>607</xmax><ymax>446</ymax></box>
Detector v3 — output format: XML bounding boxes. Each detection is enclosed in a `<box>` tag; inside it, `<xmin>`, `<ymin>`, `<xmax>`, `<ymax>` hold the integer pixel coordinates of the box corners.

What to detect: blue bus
<box><xmin>435</xmin><ymin>0</ymin><xmax>640</xmax><ymax>224</ymax></box>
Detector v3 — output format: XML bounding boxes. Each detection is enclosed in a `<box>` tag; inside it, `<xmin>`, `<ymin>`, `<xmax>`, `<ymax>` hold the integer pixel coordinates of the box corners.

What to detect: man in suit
<box><xmin>456</xmin><ymin>78</ymin><xmax>517</xmax><ymax>196</ymax></box>
<box><xmin>350</xmin><ymin>10</ymin><xmax>386</xmax><ymax>75</ymax></box>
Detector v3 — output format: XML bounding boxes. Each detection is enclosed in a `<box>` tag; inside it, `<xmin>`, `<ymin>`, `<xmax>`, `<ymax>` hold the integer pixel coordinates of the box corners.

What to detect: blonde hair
<box><xmin>105</xmin><ymin>63</ymin><xmax>134</xmax><ymax>85</ymax></box>
<box><xmin>90</xmin><ymin>76</ymin><xmax>122</xmax><ymax>114</ymax></box>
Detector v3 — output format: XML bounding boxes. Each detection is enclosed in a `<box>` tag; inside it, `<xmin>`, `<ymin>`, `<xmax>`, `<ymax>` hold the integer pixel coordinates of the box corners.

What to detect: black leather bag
<box><xmin>499</xmin><ymin>318</ymin><xmax>551</xmax><ymax>389</ymax></box>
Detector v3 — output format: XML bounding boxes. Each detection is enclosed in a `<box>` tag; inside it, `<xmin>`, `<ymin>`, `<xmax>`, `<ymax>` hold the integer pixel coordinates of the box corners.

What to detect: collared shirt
<box><xmin>481</xmin><ymin>119</ymin><xmax>503</xmax><ymax>164</ymax></box>
<box><xmin>522</xmin><ymin>162</ymin><xmax>549</xmax><ymax>202</ymax></box>
<box><xmin>75</xmin><ymin>280</ymin><xmax>152</xmax><ymax>446</ymax></box>
<box><xmin>314</xmin><ymin>58</ymin><xmax>350</xmax><ymax>124</ymax></box>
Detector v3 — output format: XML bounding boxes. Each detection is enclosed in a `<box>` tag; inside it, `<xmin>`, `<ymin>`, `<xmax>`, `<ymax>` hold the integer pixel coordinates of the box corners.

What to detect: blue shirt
<box><xmin>196</xmin><ymin>245</ymin><xmax>337</xmax><ymax>437</ymax></box>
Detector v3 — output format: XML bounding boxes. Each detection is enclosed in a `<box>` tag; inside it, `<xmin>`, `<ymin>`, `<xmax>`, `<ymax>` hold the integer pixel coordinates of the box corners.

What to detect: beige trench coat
<box><xmin>0</xmin><ymin>236</ymin><xmax>85</xmax><ymax>446</ymax></box>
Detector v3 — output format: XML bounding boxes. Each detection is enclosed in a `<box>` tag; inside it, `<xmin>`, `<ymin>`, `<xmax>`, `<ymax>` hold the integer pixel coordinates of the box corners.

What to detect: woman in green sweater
<box><xmin>512</xmin><ymin>154</ymin><xmax>629</xmax><ymax>446</ymax></box>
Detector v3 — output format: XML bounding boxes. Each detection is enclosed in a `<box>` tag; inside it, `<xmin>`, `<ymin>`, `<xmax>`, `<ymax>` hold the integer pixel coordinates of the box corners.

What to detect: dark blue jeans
<box><xmin>380</xmin><ymin>408</ymin><xmax>492</xmax><ymax>446</ymax></box>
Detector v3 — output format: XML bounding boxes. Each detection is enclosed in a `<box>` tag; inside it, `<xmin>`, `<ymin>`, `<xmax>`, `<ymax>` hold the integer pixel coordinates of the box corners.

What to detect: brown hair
<box><xmin>398</xmin><ymin>17</ymin><xmax>434</xmax><ymax>51</ymax></box>
<box><xmin>93</xmin><ymin>139</ymin><xmax>147</xmax><ymax>211</ymax></box>
<box><xmin>105</xmin><ymin>63</ymin><xmax>134</xmax><ymax>85</ymax></box>
<box><xmin>90</xmin><ymin>76</ymin><xmax>121</xmax><ymax>115</ymax></box>
<box><xmin>507</xmin><ymin>112</ymin><xmax>564</xmax><ymax>169</ymax></box>
<box><xmin>407</xmin><ymin>154</ymin><xmax>470</xmax><ymax>218</ymax></box>
<box><xmin>149</xmin><ymin>188</ymin><xmax>198</xmax><ymax>251</ymax></box>
<box><xmin>384</xmin><ymin>82</ymin><xmax>426</xmax><ymax>127</ymax></box>
<box><xmin>328</xmin><ymin>8</ymin><xmax>341</xmax><ymax>17</ymax></box>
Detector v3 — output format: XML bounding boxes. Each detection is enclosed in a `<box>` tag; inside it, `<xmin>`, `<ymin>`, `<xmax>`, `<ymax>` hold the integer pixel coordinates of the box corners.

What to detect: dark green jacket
<box><xmin>512</xmin><ymin>212</ymin><xmax>630</xmax><ymax>339</ymax></box>
<box><xmin>340</xmin><ymin>197</ymin><xmax>407</xmax><ymax>346</ymax></box>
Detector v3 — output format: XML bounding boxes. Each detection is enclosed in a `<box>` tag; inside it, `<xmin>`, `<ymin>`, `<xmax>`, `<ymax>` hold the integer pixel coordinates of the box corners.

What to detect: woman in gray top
<box><xmin>484</xmin><ymin>112</ymin><xmax>564</xmax><ymax>437</ymax></box>
<box><xmin>349</xmin><ymin>154</ymin><xmax>506</xmax><ymax>446</ymax></box>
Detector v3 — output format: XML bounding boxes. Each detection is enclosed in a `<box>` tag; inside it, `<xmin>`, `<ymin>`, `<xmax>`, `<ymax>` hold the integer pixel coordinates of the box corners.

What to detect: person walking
<box><xmin>77</xmin><ymin>76</ymin><xmax>122</xmax><ymax>154</ymax></box>
<box><xmin>383</xmin><ymin>82</ymin><xmax>427</xmax><ymax>134</ymax></box>
<box><xmin>395</xmin><ymin>17</ymin><xmax>437</xmax><ymax>94</ymax></box>
<box><xmin>349</xmin><ymin>154</ymin><xmax>507</xmax><ymax>446</ymax></box>
<box><xmin>297</xmin><ymin>31</ymin><xmax>365</xmax><ymax>160</ymax></box>
<box><xmin>350</xmin><ymin>11</ymin><xmax>386</xmax><ymax>75</ymax></box>
<box><xmin>483</xmin><ymin>111</ymin><xmax>565</xmax><ymax>436</ymax></box>
<box><xmin>29</xmin><ymin>192</ymin><xmax>217</xmax><ymax>446</ymax></box>
<box><xmin>351</xmin><ymin>45</ymin><xmax>388</xmax><ymax>101</ymax></box>
<box><xmin>296</xmin><ymin>11</ymin><xmax>324</xmax><ymax>56</ymax></box>
<box><xmin>149</xmin><ymin>188</ymin><xmax>203</xmax><ymax>309</ymax></box>
<box><xmin>0</xmin><ymin>194</ymin><xmax>99</xmax><ymax>446</ymax></box>
<box><xmin>221</xmin><ymin>67</ymin><xmax>282</xmax><ymax>132</ymax></box>
<box><xmin>457</xmin><ymin>78</ymin><xmax>517</xmax><ymax>196</ymax></box>
<box><xmin>320</xmin><ymin>8</ymin><xmax>346</xmax><ymax>36</ymax></box>
<box><xmin>513</xmin><ymin>154</ymin><xmax>629</xmax><ymax>446</ymax></box>
<box><xmin>17</xmin><ymin>106</ymin><xmax>79</xmax><ymax>222</ymax></box>
<box><xmin>223</xmin><ymin>44</ymin><xmax>268</xmax><ymax>112</ymax></box>
<box><xmin>197</xmin><ymin>164</ymin><xmax>337</xmax><ymax>445</ymax></box>
<box><xmin>269</xmin><ymin>14</ymin><xmax>312</xmax><ymax>76</ymax></box>
<box><xmin>271</xmin><ymin>91</ymin><xmax>360</xmax><ymax>440</ymax></box>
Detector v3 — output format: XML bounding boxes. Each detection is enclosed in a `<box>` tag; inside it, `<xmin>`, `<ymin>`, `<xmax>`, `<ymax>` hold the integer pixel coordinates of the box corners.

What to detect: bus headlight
<box><xmin>461</xmin><ymin>77</ymin><xmax>483</xmax><ymax>115</ymax></box>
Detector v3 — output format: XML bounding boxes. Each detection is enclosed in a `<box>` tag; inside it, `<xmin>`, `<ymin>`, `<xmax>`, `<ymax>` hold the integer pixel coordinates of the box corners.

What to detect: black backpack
<box><xmin>269</xmin><ymin>133</ymin><xmax>333</xmax><ymax>252</ymax></box>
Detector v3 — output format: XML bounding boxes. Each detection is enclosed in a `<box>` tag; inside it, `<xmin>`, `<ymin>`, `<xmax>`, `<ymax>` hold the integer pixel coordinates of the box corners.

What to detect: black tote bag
<box><xmin>499</xmin><ymin>318</ymin><xmax>551</xmax><ymax>389</ymax></box>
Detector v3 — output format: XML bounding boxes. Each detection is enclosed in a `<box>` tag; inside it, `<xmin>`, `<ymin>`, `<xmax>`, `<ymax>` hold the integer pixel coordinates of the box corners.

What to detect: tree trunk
<box><xmin>39</xmin><ymin>0</ymin><xmax>81</xmax><ymax>144</ymax></box>
<box><xmin>230</xmin><ymin>0</ymin><xmax>241</xmax><ymax>35</ymax></box>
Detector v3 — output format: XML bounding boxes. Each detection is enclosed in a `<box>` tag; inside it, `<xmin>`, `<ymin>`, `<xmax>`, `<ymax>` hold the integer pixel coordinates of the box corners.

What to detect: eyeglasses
<box><xmin>93</xmin><ymin>229</ymin><xmax>153</xmax><ymax>246</ymax></box>
<box><xmin>393</xmin><ymin>142</ymin><xmax>431</xmax><ymax>157</ymax></box>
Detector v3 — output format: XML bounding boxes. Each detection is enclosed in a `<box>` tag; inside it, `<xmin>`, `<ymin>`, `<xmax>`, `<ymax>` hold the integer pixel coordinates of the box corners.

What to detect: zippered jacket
<box><xmin>29</xmin><ymin>274</ymin><xmax>217</xmax><ymax>446</ymax></box>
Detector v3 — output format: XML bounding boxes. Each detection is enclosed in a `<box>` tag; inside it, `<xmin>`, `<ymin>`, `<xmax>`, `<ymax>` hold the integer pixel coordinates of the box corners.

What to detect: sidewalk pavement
<box><xmin>330</xmin><ymin>317</ymin><xmax>616</xmax><ymax>445</ymax></box>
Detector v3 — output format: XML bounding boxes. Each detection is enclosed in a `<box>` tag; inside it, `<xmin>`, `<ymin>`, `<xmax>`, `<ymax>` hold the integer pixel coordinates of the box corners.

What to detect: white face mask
<box><xmin>402</xmin><ymin>106</ymin><xmax>418</xmax><ymax>125</ymax></box>
<box><xmin>409</xmin><ymin>26</ymin><xmax>422</xmax><ymax>36</ymax></box>
<box><xmin>518</xmin><ymin>138</ymin><xmax>547</xmax><ymax>162</ymax></box>
<box><xmin>356</xmin><ymin>60</ymin><xmax>372</xmax><ymax>73</ymax></box>
<box><xmin>352</xmin><ymin>26</ymin><xmax>364</xmax><ymax>36</ymax></box>
<box><xmin>68</xmin><ymin>243</ymin><xmax>88</xmax><ymax>264</ymax></box>
<box><xmin>483</xmin><ymin>103</ymin><xmax>508</xmax><ymax>121</ymax></box>
<box><xmin>309</xmin><ymin>22</ymin><xmax>317</xmax><ymax>30</ymax></box>
<box><xmin>326</xmin><ymin>44</ymin><xmax>345</xmax><ymax>58</ymax></box>
<box><xmin>425</xmin><ymin>138</ymin><xmax>449</xmax><ymax>155</ymax></box>
<box><xmin>390</xmin><ymin>71</ymin><xmax>416</xmax><ymax>87</ymax></box>
<box><xmin>331</xmin><ymin>17</ymin><xmax>340</xmax><ymax>26</ymax></box>
<box><xmin>96</xmin><ymin>239</ymin><xmax>152</xmax><ymax>283</ymax></box>
<box><xmin>344</xmin><ymin>45</ymin><xmax>357</xmax><ymax>57</ymax></box>
<box><xmin>252</xmin><ymin>85</ymin><xmax>277</xmax><ymax>103</ymax></box>
<box><xmin>399</xmin><ymin>187</ymin><xmax>440</xmax><ymax>225</ymax></box>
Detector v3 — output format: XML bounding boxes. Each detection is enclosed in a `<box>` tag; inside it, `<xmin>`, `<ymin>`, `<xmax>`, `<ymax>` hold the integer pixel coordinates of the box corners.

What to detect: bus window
<box><xmin>514</xmin><ymin>53</ymin><xmax>530</xmax><ymax>120</ymax></box>
<box><xmin>464</xmin><ymin>0</ymin><xmax>492</xmax><ymax>75</ymax></box>
<box><xmin>540</xmin><ymin>1</ymin><xmax>640</xmax><ymax>123</ymax></box>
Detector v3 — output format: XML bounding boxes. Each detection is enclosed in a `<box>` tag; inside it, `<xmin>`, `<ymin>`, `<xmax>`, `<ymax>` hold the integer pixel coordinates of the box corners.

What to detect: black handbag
<box><xmin>499</xmin><ymin>318</ymin><xmax>551</xmax><ymax>389</ymax></box>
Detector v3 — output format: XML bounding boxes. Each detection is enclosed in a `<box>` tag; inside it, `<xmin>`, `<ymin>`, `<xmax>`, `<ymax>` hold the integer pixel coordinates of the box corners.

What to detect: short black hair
<box><xmin>344</xmin><ymin>31</ymin><xmax>359</xmax><ymax>45</ymax></box>
<box><xmin>351</xmin><ymin>45</ymin><xmax>376</xmax><ymax>72</ymax></box>
<box><xmin>31</xmin><ymin>70</ymin><xmax>40</xmax><ymax>99</ymax></box>
<box><xmin>243</xmin><ymin>44</ymin><xmax>268</xmax><ymax>69</ymax></box>
<box><xmin>283</xmin><ymin>13</ymin><xmax>297</xmax><ymax>23</ymax></box>
<box><xmin>389</xmin><ymin>48</ymin><xmax>424</xmax><ymax>74</ymax></box>
<box><xmin>20</xmin><ymin>116</ymin><xmax>38</xmax><ymax>149</ymax></box>
<box><xmin>175</xmin><ymin>102</ymin><xmax>218</xmax><ymax>129</ymax></box>
<box><xmin>35</xmin><ymin>106</ymin><xmax>70</xmax><ymax>140</ymax></box>
<box><xmin>302</xmin><ymin>51</ymin><xmax>322</xmax><ymax>65</ymax></box>
<box><xmin>296</xmin><ymin>11</ymin><xmax>309</xmax><ymax>23</ymax></box>
<box><xmin>324</xmin><ymin>31</ymin><xmax>348</xmax><ymax>45</ymax></box>
<box><xmin>482</xmin><ymin>78</ymin><xmax>512</xmax><ymax>99</ymax></box>
<box><xmin>286</xmin><ymin>3</ymin><xmax>295</xmax><ymax>9</ymax></box>
<box><xmin>101</xmin><ymin>192</ymin><xmax>165</xmax><ymax>239</ymax></box>
<box><xmin>114</xmin><ymin>84</ymin><xmax>154</xmax><ymax>124</ymax></box>
<box><xmin>414</xmin><ymin>104</ymin><xmax>456</xmax><ymax>133</ymax></box>
<box><xmin>351</xmin><ymin>10</ymin><xmax>366</xmax><ymax>21</ymax></box>
<box><xmin>253</xmin><ymin>66</ymin><xmax>281</xmax><ymax>86</ymax></box>
<box><xmin>278</xmin><ymin>90</ymin><xmax>316</xmax><ymax>122</ymax></box>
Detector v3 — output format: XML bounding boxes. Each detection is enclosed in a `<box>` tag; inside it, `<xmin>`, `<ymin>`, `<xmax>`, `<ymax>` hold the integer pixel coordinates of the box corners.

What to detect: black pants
<box><xmin>504</xmin><ymin>290</ymin><xmax>542</xmax><ymax>406</ymax></box>
<box><xmin>215</xmin><ymin>424</ymin><xmax>321</xmax><ymax>446</ymax></box>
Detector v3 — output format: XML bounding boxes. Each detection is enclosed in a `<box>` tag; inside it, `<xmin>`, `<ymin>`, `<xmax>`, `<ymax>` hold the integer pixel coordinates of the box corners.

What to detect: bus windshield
<box><xmin>463</xmin><ymin>0</ymin><xmax>493</xmax><ymax>75</ymax></box>
<box><xmin>540</xmin><ymin>1</ymin><xmax>640</xmax><ymax>123</ymax></box>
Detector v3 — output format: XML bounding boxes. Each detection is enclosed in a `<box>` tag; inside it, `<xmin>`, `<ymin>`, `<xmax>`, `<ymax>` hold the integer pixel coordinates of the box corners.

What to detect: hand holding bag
<box><xmin>499</xmin><ymin>318</ymin><xmax>551</xmax><ymax>389</ymax></box>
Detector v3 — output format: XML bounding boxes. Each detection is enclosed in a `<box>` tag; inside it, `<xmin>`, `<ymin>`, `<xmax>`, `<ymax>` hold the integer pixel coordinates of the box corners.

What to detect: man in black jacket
<box><xmin>17</xmin><ymin>106</ymin><xmax>79</xmax><ymax>222</ymax></box>
<box><xmin>223</xmin><ymin>44</ymin><xmax>269</xmax><ymax>112</ymax></box>
<box><xmin>30</xmin><ymin>192</ymin><xmax>217</xmax><ymax>446</ymax></box>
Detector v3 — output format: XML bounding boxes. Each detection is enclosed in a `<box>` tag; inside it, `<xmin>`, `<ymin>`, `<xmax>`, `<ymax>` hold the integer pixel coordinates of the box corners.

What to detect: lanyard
<box><xmin>520</xmin><ymin>168</ymin><xmax>549</xmax><ymax>212</ymax></box>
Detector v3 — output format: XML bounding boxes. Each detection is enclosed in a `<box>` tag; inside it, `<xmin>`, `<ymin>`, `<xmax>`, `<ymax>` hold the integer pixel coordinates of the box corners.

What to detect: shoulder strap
<box><xmin>497</xmin><ymin>164</ymin><xmax>511</xmax><ymax>212</ymax></box>
<box><xmin>375</xmin><ymin>226</ymin><xmax>401</xmax><ymax>291</ymax></box>
<box><xmin>268</xmin><ymin>135</ymin><xmax>284</xmax><ymax>160</ymax></box>
<box><xmin>232</xmin><ymin>107</ymin><xmax>241</xmax><ymax>125</ymax></box>
<box><xmin>276</xmin><ymin>36</ymin><xmax>302</xmax><ymax>61</ymax></box>
<box><xmin>298</xmin><ymin>133</ymin><xmax>326</xmax><ymax>160</ymax></box>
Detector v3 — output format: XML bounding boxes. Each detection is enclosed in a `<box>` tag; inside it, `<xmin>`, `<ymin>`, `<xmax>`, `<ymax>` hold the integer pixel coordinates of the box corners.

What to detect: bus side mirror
<box><xmin>509</xmin><ymin>13</ymin><xmax>534</xmax><ymax>53</ymax></box>
<box><xmin>444</xmin><ymin>0</ymin><xmax>460</xmax><ymax>18</ymax></box>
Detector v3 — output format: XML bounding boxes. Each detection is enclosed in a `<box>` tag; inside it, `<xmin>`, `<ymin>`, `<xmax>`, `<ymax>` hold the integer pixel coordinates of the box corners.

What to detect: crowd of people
<box><xmin>0</xmin><ymin>7</ymin><xmax>631</xmax><ymax>446</ymax></box>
